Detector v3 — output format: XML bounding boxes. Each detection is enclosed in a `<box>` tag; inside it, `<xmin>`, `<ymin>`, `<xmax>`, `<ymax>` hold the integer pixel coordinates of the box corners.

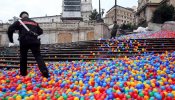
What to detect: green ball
<box><xmin>2</xmin><ymin>97</ymin><xmax>8</xmax><ymax>100</ymax></box>
<box><xmin>80</xmin><ymin>97</ymin><xmax>85</xmax><ymax>100</ymax></box>
<box><xmin>139</xmin><ymin>93</ymin><xmax>144</xmax><ymax>97</ymax></box>
<box><xmin>13</xmin><ymin>94</ymin><xmax>17</xmax><ymax>99</ymax></box>
<box><xmin>55</xmin><ymin>94</ymin><xmax>60</xmax><ymax>99</ymax></box>
<box><xmin>36</xmin><ymin>84</ymin><xmax>41</xmax><ymax>88</ymax></box>
<box><xmin>149</xmin><ymin>92</ymin><xmax>154</xmax><ymax>97</ymax></box>
<box><xmin>47</xmin><ymin>96</ymin><xmax>51</xmax><ymax>100</ymax></box>
<box><xmin>63</xmin><ymin>94</ymin><xmax>68</xmax><ymax>99</ymax></box>
<box><xmin>6</xmin><ymin>80</ymin><xmax>10</xmax><ymax>83</ymax></box>
<box><xmin>126</xmin><ymin>95</ymin><xmax>131</xmax><ymax>98</ymax></box>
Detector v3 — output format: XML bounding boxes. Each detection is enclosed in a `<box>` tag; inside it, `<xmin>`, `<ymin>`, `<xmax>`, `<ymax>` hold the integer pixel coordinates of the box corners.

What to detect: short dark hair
<box><xmin>19</xmin><ymin>11</ymin><xmax>29</xmax><ymax>18</ymax></box>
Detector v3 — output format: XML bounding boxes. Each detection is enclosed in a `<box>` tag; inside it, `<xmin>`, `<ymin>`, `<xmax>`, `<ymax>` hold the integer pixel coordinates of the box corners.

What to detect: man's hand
<box><xmin>9</xmin><ymin>43</ymin><xmax>15</xmax><ymax>47</ymax></box>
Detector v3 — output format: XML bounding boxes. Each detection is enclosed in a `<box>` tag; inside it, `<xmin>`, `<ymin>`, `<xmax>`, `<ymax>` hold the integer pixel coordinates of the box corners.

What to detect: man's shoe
<box><xmin>42</xmin><ymin>70</ymin><xmax>50</xmax><ymax>78</ymax></box>
<box><xmin>20</xmin><ymin>73</ymin><xmax>27</xmax><ymax>76</ymax></box>
<box><xmin>43</xmin><ymin>74</ymin><xmax>50</xmax><ymax>78</ymax></box>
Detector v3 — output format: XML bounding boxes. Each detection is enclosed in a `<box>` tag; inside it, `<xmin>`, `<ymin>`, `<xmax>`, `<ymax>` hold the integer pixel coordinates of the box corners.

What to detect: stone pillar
<box><xmin>0</xmin><ymin>32</ymin><xmax>9</xmax><ymax>46</ymax></box>
<box><xmin>94</xmin><ymin>22</ymin><xmax>110</xmax><ymax>40</ymax></box>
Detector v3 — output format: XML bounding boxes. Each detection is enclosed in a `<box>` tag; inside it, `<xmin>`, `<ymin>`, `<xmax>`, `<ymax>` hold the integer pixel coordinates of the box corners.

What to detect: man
<box><xmin>110</xmin><ymin>22</ymin><xmax>118</xmax><ymax>39</ymax></box>
<box><xmin>7</xmin><ymin>11</ymin><xmax>49</xmax><ymax>78</ymax></box>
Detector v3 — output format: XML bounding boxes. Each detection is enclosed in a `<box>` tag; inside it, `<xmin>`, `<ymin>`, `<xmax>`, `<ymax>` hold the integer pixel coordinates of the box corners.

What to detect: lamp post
<box><xmin>114</xmin><ymin>0</ymin><xmax>117</xmax><ymax>24</ymax></box>
<box><xmin>0</xmin><ymin>20</ymin><xmax>3</xmax><ymax>27</ymax></box>
<box><xmin>99</xmin><ymin>0</ymin><xmax>101</xmax><ymax>18</ymax></box>
<box><xmin>0</xmin><ymin>20</ymin><xmax>2</xmax><ymax>23</ymax></box>
<box><xmin>97</xmin><ymin>0</ymin><xmax>103</xmax><ymax>22</ymax></box>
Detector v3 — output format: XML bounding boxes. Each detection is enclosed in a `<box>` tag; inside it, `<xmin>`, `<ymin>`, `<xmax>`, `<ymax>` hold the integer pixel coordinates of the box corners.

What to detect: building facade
<box><xmin>81</xmin><ymin>0</ymin><xmax>92</xmax><ymax>21</ymax></box>
<box><xmin>161</xmin><ymin>0</ymin><xmax>175</xmax><ymax>6</ymax></box>
<box><xmin>61</xmin><ymin>0</ymin><xmax>92</xmax><ymax>22</ymax></box>
<box><xmin>104</xmin><ymin>5</ymin><xmax>135</xmax><ymax>26</ymax></box>
<box><xmin>0</xmin><ymin>0</ymin><xmax>110</xmax><ymax>46</ymax></box>
<box><xmin>61</xmin><ymin>0</ymin><xmax>82</xmax><ymax>21</ymax></box>
<box><xmin>136</xmin><ymin>0</ymin><xmax>162</xmax><ymax>26</ymax></box>
<box><xmin>9</xmin><ymin>0</ymin><xmax>92</xmax><ymax>24</ymax></box>
<box><xmin>31</xmin><ymin>15</ymin><xmax>61</xmax><ymax>23</ymax></box>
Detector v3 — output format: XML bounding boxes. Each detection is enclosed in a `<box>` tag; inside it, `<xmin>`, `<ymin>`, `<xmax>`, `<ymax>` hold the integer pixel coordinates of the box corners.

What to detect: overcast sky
<box><xmin>0</xmin><ymin>0</ymin><xmax>137</xmax><ymax>23</ymax></box>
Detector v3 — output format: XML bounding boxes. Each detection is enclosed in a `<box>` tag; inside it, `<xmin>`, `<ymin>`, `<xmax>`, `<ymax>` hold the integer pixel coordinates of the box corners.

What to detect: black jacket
<box><xmin>7</xmin><ymin>17</ymin><xmax>43</xmax><ymax>43</ymax></box>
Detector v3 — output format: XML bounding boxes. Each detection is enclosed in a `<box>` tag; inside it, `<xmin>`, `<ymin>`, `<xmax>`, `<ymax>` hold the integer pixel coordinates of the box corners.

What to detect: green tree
<box><xmin>120</xmin><ymin>23</ymin><xmax>136</xmax><ymax>31</ymax></box>
<box><xmin>152</xmin><ymin>4</ymin><xmax>175</xmax><ymax>24</ymax></box>
<box><xmin>89</xmin><ymin>9</ymin><xmax>99</xmax><ymax>21</ymax></box>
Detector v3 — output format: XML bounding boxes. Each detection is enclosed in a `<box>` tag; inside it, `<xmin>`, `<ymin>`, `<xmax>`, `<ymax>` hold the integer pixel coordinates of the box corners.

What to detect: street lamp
<box><xmin>97</xmin><ymin>0</ymin><xmax>103</xmax><ymax>22</ymax></box>
<box><xmin>0</xmin><ymin>20</ymin><xmax>2</xmax><ymax>23</ymax></box>
<box><xmin>0</xmin><ymin>20</ymin><xmax>3</xmax><ymax>27</ymax></box>
<box><xmin>99</xmin><ymin>0</ymin><xmax>101</xmax><ymax>18</ymax></box>
<box><xmin>114</xmin><ymin>0</ymin><xmax>117</xmax><ymax>24</ymax></box>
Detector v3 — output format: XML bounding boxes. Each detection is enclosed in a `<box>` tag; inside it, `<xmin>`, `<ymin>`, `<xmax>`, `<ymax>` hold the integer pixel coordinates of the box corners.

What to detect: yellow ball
<box><xmin>130</xmin><ymin>82</ymin><xmax>135</xmax><ymax>86</ymax></box>
<box><xmin>164</xmin><ymin>92</ymin><xmax>168</xmax><ymax>96</ymax></box>
<box><xmin>24</xmin><ymin>97</ymin><xmax>30</xmax><ymax>100</ymax></box>
<box><xmin>153</xmin><ymin>88</ymin><xmax>158</xmax><ymax>92</ymax></box>
<box><xmin>75</xmin><ymin>81</ymin><xmax>79</xmax><ymax>85</ymax></box>
<box><xmin>138</xmin><ymin>76</ymin><xmax>141</xmax><ymax>79</ymax></box>
<box><xmin>127</xmin><ymin>82</ymin><xmax>130</xmax><ymax>86</ymax></box>
<box><xmin>172</xmin><ymin>91</ymin><xmax>175</xmax><ymax>95</ymax></box>
<box><xmin>16</xmin><ymin>75</ymin><xmax>20</xmax><ymax>79</ymax></box>
<box><xmin>58</xmin><ymin>96</ymin><xmax>64</xmax><ymax>100</ymax></box>
<box><xmin>97</xmin><ymin>86</ymin><xmax>101</xmax><ymax>91</ymax></box>
<box><xmin>16</xmin><ymin>95</ymin><xmax>22</xmax><ymax>100</ymax></box>
<box><xmin>125</xmin><ymin>87</ymin><xmax>129</xmax><ymax>90</ymax></box>
<box><xmin>145</xmin><ymin>84</ymin><xmax>150</xmax><ymax>89</ymax></box>
<box><xmin>95</xmin><ymin>91</ymin><xmax>100</xmax><ymax>94</ymax></box>
<box><xmin>168</xmin><ymin>79</ymin><xmax>172</xmax><ymax>83</ymax></box>
<box><xmin>30</xmin><ymin>95</ymin><xmax>34</xmax><ymax>100</ymax></box>
<box><xmin>159</xmin><ymin>81</ymin><xmax>164</xmax><ymax>86</ymax></box>
<box><xmin>116</xmin><ymin>82</ymin><xmax>120</xmax><ymax>85</ymax></box>
<box><xmin>131</xmin><ymin>78</ymin><xmax>134</xmax><ymax>81</ymax></box>
<box><xmin>74</xmin><ymin>97</ymin><xmax>79</xmax><ymax>100</ymax></box>
<box><xmin>144</xmin><ymin>96</ymin><xmax>149</xmax><ymax>99</ymax></box>
<box><xmin>151</xmin><ymin>83</ymin><xmax>155</xmax><ymax>88</ymax></box>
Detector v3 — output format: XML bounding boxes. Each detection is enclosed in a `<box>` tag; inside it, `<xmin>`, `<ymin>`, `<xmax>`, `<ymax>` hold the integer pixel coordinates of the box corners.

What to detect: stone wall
<box><xmin>0</xmin><ymin>24</ymin><xmax>9</xmax><ymax>46</ymax></box>
<box><xmin>148</xmin><ymin>22</ymin><xmax>162</xmax><ymax>31</ymax></box>
<box><xmin>0</xmin><ymin>21</ymin><xmax>110</xmax><ymax>46</ymax></box>
<box><xmin>162</xmin><ymin>21</ymin><xmax>175</xmax><ymax>31</ymax></box>
<box><xmin>94</xmin><ymin>23</ymin><xmax>110</xmax><ymax>39</ymax></box>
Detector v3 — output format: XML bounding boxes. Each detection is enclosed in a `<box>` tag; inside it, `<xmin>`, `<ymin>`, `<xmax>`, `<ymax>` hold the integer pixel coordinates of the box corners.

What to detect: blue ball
<box><xmin>167</xmin><ymin>93</ymin><xmax>174</xmax><ymax>97</ymax></box>
<box><xmin>2</xmin><ymin>88</ymin><xmax>6</xmax><ymax>92</ymax></box>
<box><xmin>82</xmin><ymin>89</ymin><xmax>86</xmax><ymax>94</ymax></box>
<box><xmin>0</xmin><ymin>93</ymin><xmax>3</xmax><ymax>97</ymax></box>
<box><xmin>102</xmin><ymin>82</ymin><xmax>107</xmax><ymax>87</ymax></box>
<box><xmin>60</xmin><ymin>83</ymin><xmax>65</xmax><ymax>88</ymax></box>
<box><xmin>10</xmin><ymin>87</ymin><xmax>16</xmax><ymax>92</ymax></box>
<box><xmin>108</xmin><ymin>94</ymin><xmax>114</xmax><ymax>99</ymax></box>
<box><xmin>154</xmin><ymin>93</ymin><xmax>162</xmax><ymax>100</ymax></box>
<box><xmin>150</xmin><ymin>97</ymin><xmax>155</xmax><ymax>100</ymax></box>
<box><xmin>110</xmin><ymin>82</ymin><xmax>114</xmax><ymax>87</ymax></box>
<box><xmin>106</xmin><ymin>88</ymin><xmax>112</xmax><ymax>95</ymax></box>
<box><xmin>155</xmin><ymin>82</ymin><xmax>160</xmax><ymax>87</ymax></box>
<box><xmin>172</xmin><ymin>85</ymin><xmax>175</xmax><ymax>90</ymax></box>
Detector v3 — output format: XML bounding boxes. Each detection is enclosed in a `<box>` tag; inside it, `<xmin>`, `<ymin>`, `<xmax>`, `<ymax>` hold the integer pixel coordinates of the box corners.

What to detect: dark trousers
<box><xmin>111</xmin><ymin>34</ymin><xmax>116</xmax><ymax>39</ymax></box>
<box><xmin>20</xmin><ymin>43</ymin><xmax>48</xmax><ymax>76</ymax></box>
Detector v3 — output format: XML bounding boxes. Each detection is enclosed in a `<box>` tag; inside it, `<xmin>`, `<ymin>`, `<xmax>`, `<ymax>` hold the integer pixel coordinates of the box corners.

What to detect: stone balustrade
<box><xmin>38</xmin><ymin>22</ymin><xmax>95</xmax><ymax>30</ymax></box>
<box><xmin>0</xmin><ymin>21</ymin><xmax>95</xmax><ymax>32</ymax></box>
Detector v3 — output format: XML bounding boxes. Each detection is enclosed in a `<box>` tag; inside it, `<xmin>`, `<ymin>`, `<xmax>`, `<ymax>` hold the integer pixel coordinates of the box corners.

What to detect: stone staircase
<box><xmin>0</xmin><ymin>38</ymin><xmax>174</xmax><ymax>68</ymax></box>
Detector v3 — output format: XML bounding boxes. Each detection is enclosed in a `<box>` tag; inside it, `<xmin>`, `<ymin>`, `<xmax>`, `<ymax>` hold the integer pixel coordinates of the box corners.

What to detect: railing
<box><xmin>0</xmin><ymin>22</ymin><xmax>96</xmax><ymax>31</ymax></box>
<box><xmin>0</xmin><ymin>24</ymin><xmax>9</xmax><ymax>31</ymax></box>
<box><xmin>38</xmin><ymin>22</ymin><xmax>95</xmax><ymax>30</ymax></box>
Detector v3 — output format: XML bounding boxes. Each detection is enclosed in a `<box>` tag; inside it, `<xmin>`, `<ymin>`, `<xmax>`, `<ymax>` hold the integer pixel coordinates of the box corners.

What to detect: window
<box><xmin>64</xmin><ymin>0</ymin><xmax>81</xmax><ymax>11</ymax></box>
